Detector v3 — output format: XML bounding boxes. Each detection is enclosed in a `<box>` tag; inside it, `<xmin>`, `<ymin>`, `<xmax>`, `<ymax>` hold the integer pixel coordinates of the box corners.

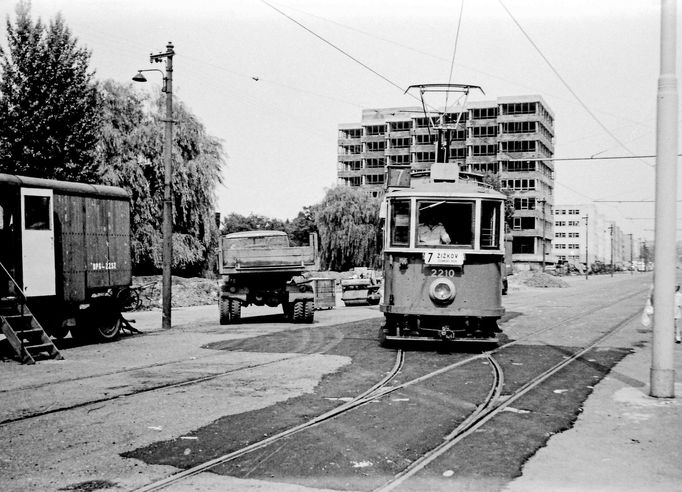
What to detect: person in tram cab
<box><xmin>418</xmin><ymin>214</ymin><xmax>451</xmax><ymax>245</ymax></box>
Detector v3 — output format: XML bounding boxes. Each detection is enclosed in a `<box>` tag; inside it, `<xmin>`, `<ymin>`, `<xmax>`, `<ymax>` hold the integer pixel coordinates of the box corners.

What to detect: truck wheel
<box><xmin>292</xmin><ymin>300</ymin><xmax>304</xmax><ymax>323</ymax></box>
<box><xmin>219</xmin><ymin>297</ymin><xmax>231</xmax><ymax>325</ymax></box>
<box><xmin>229</xmin><ymin>299</ymin><xmax>242</xmax><ymax>322</ymax></box>
<box><xmin>304</xmin><ymin>300</ymin><xmax>314</xmax><ymax>323</ymax></box>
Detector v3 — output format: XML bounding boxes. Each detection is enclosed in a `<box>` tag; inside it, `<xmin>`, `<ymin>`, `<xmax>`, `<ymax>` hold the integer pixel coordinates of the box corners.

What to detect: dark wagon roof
<box><xmin>0</xmin><ymin>173</ymin><xmax>129</xmax><ymax>199</ymax></box>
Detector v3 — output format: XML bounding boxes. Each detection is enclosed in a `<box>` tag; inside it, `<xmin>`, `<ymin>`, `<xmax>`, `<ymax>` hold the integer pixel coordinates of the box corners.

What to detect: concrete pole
<box><xmin>162</xmin><ymin>43</ymin><xmax>174</xmax><ymax>330</ymax></box>
<box><xmin>583</xmin><ymin>215</ymin><xmax>589</xmax><ymax>280</ymax></box>
<box><xmin>651</xmin><ymin>0</ymin><xmax>677</xmax><ymax>398</ymax></box>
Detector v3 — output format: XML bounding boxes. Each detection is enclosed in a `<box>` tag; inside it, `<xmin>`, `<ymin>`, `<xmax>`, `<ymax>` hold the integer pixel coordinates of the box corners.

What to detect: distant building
<box><xmin>337</xmin><ymin>95</ymin><xmax>555</xmax><ymax>269</ymax></box>
<box><xmin>552</xmin><ymin>204</ymin><xmax>633</xmax><ymax>270</ymax></box>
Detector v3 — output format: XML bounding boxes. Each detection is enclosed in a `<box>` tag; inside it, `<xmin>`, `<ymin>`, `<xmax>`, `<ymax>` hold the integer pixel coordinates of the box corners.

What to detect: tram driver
<box><xmin>418</xmin><ymin>214</ymin><xmax>451</xmax><ymax>245</ymax></box>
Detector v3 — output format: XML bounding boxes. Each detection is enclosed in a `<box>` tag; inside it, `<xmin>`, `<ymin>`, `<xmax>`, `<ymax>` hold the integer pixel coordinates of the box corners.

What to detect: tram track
<box><xmin>374</xmin><ymin>308</ymin><xmax>640</xmax><ymax>491</ymax></box>
<box><xmin>132</xmin><ymin>283</ymin><xmax>648</xmax><ymax>491</ymax></box>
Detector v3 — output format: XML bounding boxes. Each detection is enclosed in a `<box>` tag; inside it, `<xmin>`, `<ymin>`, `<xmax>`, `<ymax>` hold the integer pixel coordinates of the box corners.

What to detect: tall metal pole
<box><xmin>651</xmin><ymin>0</ymin><xmax>677</xmax><ymax>398</ymax></box>
<box><xmin>629</xmin><ymin>233</ymin><xmax>634</xmax><ymax>275</ymax></box>
<box><xmin>539</xmin><ymin>199</ymin><xmax>546</xmax><ymax>272</ymax></box>
<box><xmin>162</xmin><ymin>43</ymin><xmax>173</xmax><ymax>330</ymax></box>
<box><xmin>609</xmin><ymin>224</ymin><xmax>614</xmax><ymax>277</ymax></box>
<box><xmin>583</xmin><ymin>215</ymin><xmax>589</xmax><ymax>280</ymax></box>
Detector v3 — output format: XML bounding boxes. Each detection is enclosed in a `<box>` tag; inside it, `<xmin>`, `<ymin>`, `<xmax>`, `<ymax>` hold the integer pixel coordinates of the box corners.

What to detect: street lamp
<box><xmin>133</xmin><ymin>42</ymin><xmax>175</xmax><ymax>330</ymax></box>
<box><xmin>582</xmin><ymin>215</ymin><xmax>589</xmax><ymax>280</ymax></box>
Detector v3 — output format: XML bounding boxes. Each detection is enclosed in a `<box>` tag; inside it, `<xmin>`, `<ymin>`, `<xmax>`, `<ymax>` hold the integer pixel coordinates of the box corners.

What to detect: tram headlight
<box><xmin>429</xmin><ymin>278</ymin><xmax>456</xmax><ymax>304</ymax></box>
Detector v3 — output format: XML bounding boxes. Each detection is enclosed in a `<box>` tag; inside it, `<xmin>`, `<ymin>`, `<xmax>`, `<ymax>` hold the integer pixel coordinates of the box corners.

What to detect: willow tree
<box><xmin>97</xmin><ymin>80</ymin><xmax>225</xmax><ymax>275</ymax></box>
<box><xmin>315</xmin><ymin>186</ymin><xmax>381</xmax><ymax>271</ymax></box>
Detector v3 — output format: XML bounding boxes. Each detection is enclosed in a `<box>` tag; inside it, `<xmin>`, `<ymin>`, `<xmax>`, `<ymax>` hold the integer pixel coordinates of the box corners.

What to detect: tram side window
<box><xmin>24</xmin><ymin>195</ymin><xmax>51</xmax><ymax>230</ymax></box>
<box><xmin>480</xmin><ymin>200</ymin><xmax>501</xmax><ymax>249</ymax></box>
<box><xmin>417</xmin><ymin>200</ymin><xmax>473</xmax><ymax>247</ymax></box>
<box><xmin>390</xmin><ymin>200</ymin><xmax>411</xmax><ymax>247</ymax></box>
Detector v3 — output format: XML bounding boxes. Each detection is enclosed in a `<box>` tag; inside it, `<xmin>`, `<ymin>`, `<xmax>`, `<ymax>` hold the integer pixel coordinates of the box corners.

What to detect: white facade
<box><xmin>553</xmin><ymin>204</ymin><xmax>631</xmax><ymax>269</ymax></box>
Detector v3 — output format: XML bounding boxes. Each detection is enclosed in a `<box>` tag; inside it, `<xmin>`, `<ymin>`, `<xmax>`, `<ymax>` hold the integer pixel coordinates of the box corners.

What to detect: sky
<box><xmin>0</xmin><ymin>0</ymin><xmax>677</xmax><ymax>242</ymax></box>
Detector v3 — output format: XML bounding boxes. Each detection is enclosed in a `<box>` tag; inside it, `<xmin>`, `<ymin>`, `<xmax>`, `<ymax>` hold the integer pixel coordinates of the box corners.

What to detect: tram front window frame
<box><xmin>389</xmin><ymin>199</ymin><xmax>411</xmax><ymax>247</ymax></box>
<box><xmin>417</xmin><ymin>200</ymin><xmax>474</xmax><ymax>248</ymax></box>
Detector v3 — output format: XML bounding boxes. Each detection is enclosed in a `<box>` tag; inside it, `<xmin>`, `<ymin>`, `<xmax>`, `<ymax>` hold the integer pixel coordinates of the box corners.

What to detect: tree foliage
<box><xmin>221</xmin><ymin>212</ymin><xmax>287</xmax><ymax>235</ymax></box>
<box><xmin>315</xmin><ymin>186</ymin><xmax>381</xmax><ymax>271</ymax></box>
<box><xmin>96</xmin><ymin>81</ymin><xmax>225</xmax><ymax>275</ymax></box>
<box><xmin>0</xmin><ymin>2</ymin><xmax>100</xmax><ymax>180</ymax></box>
<box><xmin>285</xmin><ymin>206</ymin><xmax>318</xmax><ymax>246</ymax></box>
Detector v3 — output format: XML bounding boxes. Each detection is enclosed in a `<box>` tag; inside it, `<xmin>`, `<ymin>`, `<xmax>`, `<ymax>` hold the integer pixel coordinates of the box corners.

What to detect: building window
<box><xmin>504</xmin><ymin>160</ymin><xmax>536</xmax><ymax>172</ymax></box>
<box><xmin>568</xmin><ymin>209</ymin><xmax>580</xmax><ymax>214</ymax></box>
<box><xmin>390</xmin><ymin>137</ymin><xmax>411</xmax><ymax>148</ymax></box>
<box><xmin>471</xmin><ymin>107</ymin><xmax>498</xmax><ymax>119</ymax></box>
<box><xmin>568</xmin><ymin>232</ymin><xmax>580</xmax><ymax>238</ymax></box>
<box><xmin>502</xmin><ymin>102</ymin><xmax>537</xmax><ymax>115</ymax></box>
<box><xmin>389</xmin><ymin>121</ymin><xmax>411</xmax><ymax>132</ymax></box>
<box><xmin>471</xmin><ymin>126</ymin><xmax>498</xmax><ymax>138</ymax></box>
<box><xmin>364</xmin><ymin>125</ymin><xmax>385</xmax><ymax>136</ymax></box>
<box><xmin>414</xmin><ymin>134</ymin><xmax>437</xmax><ymax>145</ymax></box>
<box><xmin>514</xmin><ymin>198</ymin><xmax>536</xmax><ymax>210</ymax></box>
<box><xmin>471</xmin><ymin>144</ymin><xmax>497</xmax><ymax>156</ymax></box>
<box><xmin>555</xmin><ymin>244</ymin><xmax>566</xmax><ymax>249</ymax></box>
<box><xmin>413</xmin><ymin>152</ymin><xmax>435</xmax><ymax>163</ymax></box>
<box><xmin>365</xmin><ymin>158</ymin><xmax>385</xmax><ymax>168</ymax></box>
<box><xmin>366</xmin><ymin>141</ymin><xmax>385</xmax><ymax>152</ymax></box>
<box><xmin>501</xmin><ymin>121</ymin><xmax>537</xmax><ymax>134</ymax></box>
<box><xmin>366</xmin><ymin>174</ymin><xmax>385</xmax><ymax>185</ymax></box>
<box><xmin>500</xmin><ymin>140</ymin><xmax>537</xmax><ymax>153</ymax></box>
<box><xmin>390</xmin><ymin>154</ymin><xmax>410</xmax><ymax>165</ymax></box>
<box><xmin>568</xmin><ymin>221</ymin><xmax>580</xmax><ymax>226</ymax></box>
<box><xmin>501</xmin><ymin>179</ymin><xmax>535</xmax><ymax>191</ymax></box>
<box><xmin>556</xmin><ymin>221</ymin><xmax>565</xmax><ymax>226</ymax></box>
<box><xmin>512</xmin><ymin>236</ymin><xmax>535</xmax><ymax>254</ymax></box>
<box><xmin>555</xmin><ymin>232</ymin><xmax>566</xmax><ymax>238</ymax></box>
<box><xmin>449</xmin><ymin>147</ymin><xmax>466</xmax><ymax>159</ymax></box>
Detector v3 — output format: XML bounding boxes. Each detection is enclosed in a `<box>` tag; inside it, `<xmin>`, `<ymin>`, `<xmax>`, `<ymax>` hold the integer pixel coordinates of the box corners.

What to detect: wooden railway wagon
<box><xmin>0</xmin><ymin>173</ymin><xmax>131</xmax><ymax>349</ymax></box>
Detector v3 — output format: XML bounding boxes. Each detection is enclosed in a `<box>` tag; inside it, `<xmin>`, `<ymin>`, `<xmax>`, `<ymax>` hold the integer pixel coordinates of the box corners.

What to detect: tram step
<box><xmin>14</xmin><ymin>328</ymin><xmax>44</xmax><ymax>339</ymax></box>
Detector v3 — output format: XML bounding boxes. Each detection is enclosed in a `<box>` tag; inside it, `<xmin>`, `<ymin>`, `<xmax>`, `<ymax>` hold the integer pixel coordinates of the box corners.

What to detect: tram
<box><xmin>379</xmin><ymin>83</ymin><xmax>507</xmax><ymax>344</ymax></box>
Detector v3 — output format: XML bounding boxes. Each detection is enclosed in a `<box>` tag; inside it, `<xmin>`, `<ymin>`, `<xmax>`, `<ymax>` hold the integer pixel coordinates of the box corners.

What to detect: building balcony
<box><xmin>337</xmin><ymin>169</ymin><xmax>363</xmax><ymax>178</ymax></box>
<box><xmin>361</xmin><ymin>134</ymin><xmax>386</xmax><ymax>143</ymax></box>
<box><xmin>411</xmin><ymin>143</ymin><xmax>436</xmax><ymax>153</ymax></box>
<box><xmin>386</xmin><ymin>130</ymin><xmax>411</xmax><ymax>138</ymax></box>
<box><xmin>362</xmin><ymin>150</ymin><xmax>386</xmax><ymax>158</ymax></box>
<box><xmin>468</xmin><ymin>155</ymin><xmax>497</xmax><ymax>163</ymax></box>
<box><xmin>497</xmin><ymin>112</ymin><xmax>539</xmax><ymax>123</ymax></box>
<box><xmin>337</xmin><ymin>137</ymin><xmax>361</xmax><ymax>146</ymax></box>
<box><xmin>385</xmin><ymin>147</ymin><xmax>411</xmax><ymax>156</ymax></box>
<box><xmin>338</xmin><ymin>154</ymin><xmax>362</xmax><ymax>161</ymax></box>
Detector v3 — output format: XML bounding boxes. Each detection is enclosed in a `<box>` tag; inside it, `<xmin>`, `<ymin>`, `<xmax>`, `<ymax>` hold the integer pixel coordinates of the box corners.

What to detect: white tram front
<box><xmin>379</xmin><ymin>163</ymin><xmax>506</xmax><ymax>344</ymax></box>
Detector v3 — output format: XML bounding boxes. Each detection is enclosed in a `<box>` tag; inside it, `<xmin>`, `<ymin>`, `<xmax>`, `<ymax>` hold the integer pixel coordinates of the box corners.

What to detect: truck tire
<box><xmin>73</xmin><ymin>299</ymin><xmax>121</xmax><ymax>342</ymax></box>
<box><xmin>219</xmin><ymin>297</ymin><xmax>230</xmax><ymax>325</ymax></box>
<box><xmin>304</xmin><ymin>300</ymin><xmax>314</xmax><ymax>323</ymax></box>
<box><xmin>292</xmin><ymin>300</ymin><xmax>304</xmax><ymax>323</ymax></box>
<box><xmin>229</xmin><ymin>299</ymin><xmax>242</xmax><ymax>322</ymax></box>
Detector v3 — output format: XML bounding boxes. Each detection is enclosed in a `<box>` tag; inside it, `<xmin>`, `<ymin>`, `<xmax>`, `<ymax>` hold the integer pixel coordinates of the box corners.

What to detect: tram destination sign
<box><xmin>423</xmin><ymin>251</ymin><xmax>465</xmax><ymax>266</ymax></box>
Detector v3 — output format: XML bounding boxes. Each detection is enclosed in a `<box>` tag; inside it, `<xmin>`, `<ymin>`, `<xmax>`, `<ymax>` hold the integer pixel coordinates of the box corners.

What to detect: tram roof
<box><xmin>0</xmin><ymin>173</ymin><xmax>129</xmax><ymax>199</ymax></box>
<box><xmin>386</xmin><ymin>183</ymin><xmax>506</xmax><ymax>200</ymax></box>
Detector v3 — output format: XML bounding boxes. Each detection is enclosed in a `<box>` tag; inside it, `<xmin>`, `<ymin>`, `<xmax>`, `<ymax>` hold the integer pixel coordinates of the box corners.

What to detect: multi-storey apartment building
<box><xmin>337</xmin><ymin>95</ymin><xmax>555</xmax><ymax>269</ymax></box>
<box><xmin>552</xmin><ymin>204</ymin><xmax>633</xmax><ymax>270</ymax></box>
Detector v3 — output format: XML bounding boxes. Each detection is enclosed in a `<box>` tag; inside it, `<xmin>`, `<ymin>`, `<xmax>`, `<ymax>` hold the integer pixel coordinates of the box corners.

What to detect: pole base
<box><xmin>650</xmin><ymin>368</ymin><xmax>676</xmax><ymax>398</ymax></box>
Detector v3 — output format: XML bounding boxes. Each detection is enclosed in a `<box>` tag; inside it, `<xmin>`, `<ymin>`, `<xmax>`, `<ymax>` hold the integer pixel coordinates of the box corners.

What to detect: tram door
<box><xmin>20</xmin><ymin>188</ymin><xmax>56</xmax><ymax>297</ymax></box>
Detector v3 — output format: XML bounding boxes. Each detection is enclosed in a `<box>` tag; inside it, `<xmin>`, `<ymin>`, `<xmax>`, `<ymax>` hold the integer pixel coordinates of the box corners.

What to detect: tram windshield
<box><xmin>417</xmin><ymin>200</ymin><xmax>473</xmax><ymax>247</ymax></box>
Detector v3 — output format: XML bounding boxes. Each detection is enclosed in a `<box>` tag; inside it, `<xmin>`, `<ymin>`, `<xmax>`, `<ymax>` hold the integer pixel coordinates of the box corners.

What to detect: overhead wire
<box><xmin>497</xmin><ymin>0</ymin><xmax>653</xmax><ymax>169</ymax></box>
<box><xmin>444</xmin><ymin>0</ymin><xmax>465</xmax><ymax>111</ymax></box>
<box><xmin>259</xmin><ymin>0</ymin><xmax>421</xmax><ymax>104</ymax></box>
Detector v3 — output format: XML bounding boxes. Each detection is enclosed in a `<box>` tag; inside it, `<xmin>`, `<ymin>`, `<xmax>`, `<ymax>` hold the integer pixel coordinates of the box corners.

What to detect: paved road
<box><xmin>0</xmin><ymin>273</ymin><xmax>654</xmax><ymax>491</ymax></box>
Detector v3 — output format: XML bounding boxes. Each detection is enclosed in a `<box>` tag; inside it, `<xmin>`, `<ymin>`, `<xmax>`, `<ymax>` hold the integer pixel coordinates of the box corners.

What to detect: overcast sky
<box><xmin>0</xmin><ymin>0</ymin><xmax>676</xmax><ymax>241</ymax></box>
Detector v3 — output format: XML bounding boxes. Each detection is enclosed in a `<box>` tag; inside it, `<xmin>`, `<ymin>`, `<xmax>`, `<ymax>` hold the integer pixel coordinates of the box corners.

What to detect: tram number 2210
<box><xmin>429</xmin><ymin>268</ymin><xmax>457</xmax><ymax>278</ymax></box>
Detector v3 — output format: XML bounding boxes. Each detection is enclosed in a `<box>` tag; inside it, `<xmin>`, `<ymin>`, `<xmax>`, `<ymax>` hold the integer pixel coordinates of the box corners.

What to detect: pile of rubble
<box><xmin>512</xmin><ymin>271</ymin><xmax>569</xmax><ymax>289</ymax></box>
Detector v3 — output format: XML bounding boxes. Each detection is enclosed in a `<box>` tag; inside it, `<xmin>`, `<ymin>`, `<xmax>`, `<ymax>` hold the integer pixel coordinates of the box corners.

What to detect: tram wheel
<box><xmin>49</xmin><ymin>321</ymin><xmax>70</xmax><ymax>340</ymax></box>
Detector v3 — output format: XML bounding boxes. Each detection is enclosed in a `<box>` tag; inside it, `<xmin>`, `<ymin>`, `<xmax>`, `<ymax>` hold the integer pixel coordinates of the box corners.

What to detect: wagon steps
<box><xmin>0</xmin><ymin>296</ymin><xmax>63</xmax><ymax>364</ymax></box>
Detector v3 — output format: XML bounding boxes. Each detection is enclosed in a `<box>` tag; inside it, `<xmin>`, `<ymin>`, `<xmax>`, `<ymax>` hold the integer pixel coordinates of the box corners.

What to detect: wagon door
<box><xmin>20</xmin><ymin>188</ymin><xmax>56</xmax><ymax>297</ymax></box>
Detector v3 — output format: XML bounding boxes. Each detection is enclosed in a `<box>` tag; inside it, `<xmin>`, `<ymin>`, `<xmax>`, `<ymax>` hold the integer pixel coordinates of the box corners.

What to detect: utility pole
<box><xmin>133</xmin><ymin>42</ymin><xmax>175</xmax><ymax>330</ymax></box>
<box><xmin>583</xmin><ymin>215</ymin><xmax>589</xmax><ymax>280</ymax></box>
<box><xmin>628</xmin><ymin>233</ymin><xmax>634</xmax><ymax>275</ymax></box>
<box><xmin>652</xmin><ymin>0</ymin><xmax>677</xmax><ymax>398</ymax></box>
<box><xmin>609</xmin><ymin>224</ymin><xmax>614</xmax><ymax>277</ymax></box>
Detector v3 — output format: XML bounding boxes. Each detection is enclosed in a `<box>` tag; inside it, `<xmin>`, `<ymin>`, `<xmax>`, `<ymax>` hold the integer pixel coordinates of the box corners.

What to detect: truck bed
<box><xmin>220</xmin><ymin>245</ymin><xmax>317</xmax><ymax>273</ymax></box>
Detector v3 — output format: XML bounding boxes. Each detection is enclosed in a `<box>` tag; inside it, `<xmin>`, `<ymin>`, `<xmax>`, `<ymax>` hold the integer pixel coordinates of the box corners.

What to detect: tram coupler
<box><xmin>439</xmin><ymin>326</ymin><xmax>456</xmax><ymax>341</ymax></box>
